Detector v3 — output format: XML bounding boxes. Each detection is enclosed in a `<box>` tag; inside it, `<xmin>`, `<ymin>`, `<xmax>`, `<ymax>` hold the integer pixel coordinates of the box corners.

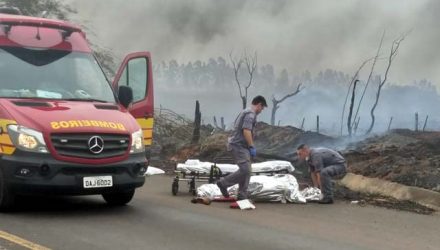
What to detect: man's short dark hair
<box><xmin>297</xmin><ymin>144</ymin><xmax>308</xmax><ymax>150</ymax></box>
<box><xmin>252</xmin><ymin>95</ymin><xmax>267</xmax><ymax>107</ymax></box>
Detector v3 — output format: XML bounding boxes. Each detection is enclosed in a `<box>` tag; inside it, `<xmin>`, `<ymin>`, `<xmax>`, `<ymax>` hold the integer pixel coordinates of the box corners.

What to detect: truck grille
<box><xmin>51</xmin><ymin>133</ymin><xmax>130</xmax><ymax>159</ymax></box>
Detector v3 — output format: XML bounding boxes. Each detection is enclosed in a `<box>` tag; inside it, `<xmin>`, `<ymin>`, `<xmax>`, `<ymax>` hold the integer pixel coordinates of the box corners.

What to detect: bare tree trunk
<box><xmin>353</xmin><ymin>30</ymin><xmax>385</xmax><ymax>125</ymax></box>
<box><xmin>340</xmin><ymin>58</ymin><xmax>374</xmax><ymax>135</ymax></box>
<box><xmin>354</xmin><ymin>116</ymin><xmax>361</xmax><ymax>135</ymax></box>
<box><xmin>423</xmin><ymin>115</ymin><xmax>429</xmax><ymax>131</ymax></box>
<box><xmin>271</xmin><ymin>83</ymin><xmax>302</xmax><ymax>126</ymax></box>
<box><xmin>387</xmin><ymin>116</ymin><xmax>393</xmax><ymax>131</ymax></box>
<box><xmin>229</xmin><ymin>51</ymin><xmax>257</xmax><ymax>109</ymax></box>
<box><xmin>241</xmin><ymin>96</ymin><xmax>246</xmax><ymax>110</ymax></box>
<box><xmin>192</xmin><ymin>100</ymin><xmax>201</xmax><ymax>144</ymax></box>
<box><xmin>347</xmin><ymin>80</ymin><xmax>358</xmax><ymax>137</ymax></box>
<box><xmin>366</xmin><ymin>34</ymin><xmax>406</xmax><ymax>134</ymax></box>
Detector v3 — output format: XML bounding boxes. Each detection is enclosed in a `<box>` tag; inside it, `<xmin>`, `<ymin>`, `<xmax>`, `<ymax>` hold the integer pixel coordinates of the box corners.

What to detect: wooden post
<box><xmin>192</xmin><ymin>101</ymin><xmax>201</xmax><ymax>144</ymax></box>
<box><xmin>213</xmin><ymin>116</ymin><xmax>218</xmax><ymax>128</ymax></box>
<box><xmin>415</xmin><ymin>112</ymin><xmax>419</xmax><ymax>131</ymax></box>
<box><xmin>300</xmin><ymin>117</ymin><xmax>305</xmax><ymax>130</ymax></box>
<box><xmin>316</xmin><ymin>115</ymin><xmax>320</xmax><ymax>133</ymax></box>
<box><xmin>387</xmin><ymin>116</ymin><xmax>393</xmax><ymax>131</ymax></box>
<box><xmin>423</xmin><ymin>115</ymin><xmax>429</xmax><ymax>131</ymax></box>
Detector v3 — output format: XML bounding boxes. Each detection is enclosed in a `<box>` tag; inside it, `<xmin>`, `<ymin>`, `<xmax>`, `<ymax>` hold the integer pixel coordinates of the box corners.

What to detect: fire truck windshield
<box><xmin>0</xmin><ymin>46</ymin><xmax>116</xmax><ymax>102</ymax></box>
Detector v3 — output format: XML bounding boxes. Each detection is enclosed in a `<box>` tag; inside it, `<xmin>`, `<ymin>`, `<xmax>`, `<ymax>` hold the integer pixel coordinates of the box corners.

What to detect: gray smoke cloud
<box><xmin>66</xmin><ymin>0</ymin><xmax>439</xmax><ymax>86</ymax></box>
<box><xmin>64</xmin><ymin>0</ymin><xmax>440</xmax><ymax>134</ymax></box>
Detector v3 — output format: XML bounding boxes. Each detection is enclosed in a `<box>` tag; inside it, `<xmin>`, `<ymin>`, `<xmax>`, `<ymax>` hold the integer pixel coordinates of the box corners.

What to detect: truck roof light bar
<box><xmin>0</xmin><ymin>21</ymin><xmax>81</xmax><ymax>40</ymax></box>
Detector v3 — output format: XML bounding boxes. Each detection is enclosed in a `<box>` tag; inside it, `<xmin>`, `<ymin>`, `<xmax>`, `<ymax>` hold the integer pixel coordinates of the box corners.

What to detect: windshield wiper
<box><xmin>64</xmin><ymin>98</ymin><xmax>109</xmax><ymax>103</ymax></box>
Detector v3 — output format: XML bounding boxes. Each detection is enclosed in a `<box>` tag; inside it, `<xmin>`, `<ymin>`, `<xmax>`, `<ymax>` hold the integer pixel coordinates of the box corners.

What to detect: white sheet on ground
<box><xmin>145</xmin><ymin>166</ymin><xmax>165</xmax><ymax>176</ymax></box>
<box><xmin>196</xmin><ymin>174</ymin><xmax>308</xmax><ymax>203</ymax></box>
<box><xmin>177</xmin><ymin>159</ymin><xmax>294</xmax><ymax>174</ymax></box>
<box><xmin>300</xmin><ymin>187</ymin><xmax>322</xmax><ymax>201</ymax></box>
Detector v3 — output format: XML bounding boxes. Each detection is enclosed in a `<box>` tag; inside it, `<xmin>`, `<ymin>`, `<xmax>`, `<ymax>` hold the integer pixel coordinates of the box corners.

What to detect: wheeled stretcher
<box><xmin>171</xmin><ymin>158</ymin><xmax>295</xmax><ymax>196</ymax></box>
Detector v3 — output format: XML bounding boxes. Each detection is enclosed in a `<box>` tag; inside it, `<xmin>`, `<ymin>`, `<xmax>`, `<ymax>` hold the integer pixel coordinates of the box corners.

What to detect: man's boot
<box><xmin>318</xmin><ymin>197</ymin><xmax>334</xmax><ymax>204</ymax></box>
<box><xmin>216</xmin><ymin>182</ymin><xmax>229</xmax><ymax>198</ymax></box>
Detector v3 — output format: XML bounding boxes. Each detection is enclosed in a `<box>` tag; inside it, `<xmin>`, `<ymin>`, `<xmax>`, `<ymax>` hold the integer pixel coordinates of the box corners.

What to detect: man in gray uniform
<box><xmin>217</xmin><ymin>95</ymin><xmax>267</xmax><ymax>204</ymax></box>
<box><xmin>296</xmin><ymin>144</ymin><xmax>347</xmax><ymax>204</ymax></box>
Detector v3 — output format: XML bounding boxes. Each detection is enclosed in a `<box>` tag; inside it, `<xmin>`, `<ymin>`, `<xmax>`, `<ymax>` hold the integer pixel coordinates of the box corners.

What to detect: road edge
<box><xmin>340</xmin><ymin>173</ymin><xmax>440</xmax><ymax>212</ymax></box>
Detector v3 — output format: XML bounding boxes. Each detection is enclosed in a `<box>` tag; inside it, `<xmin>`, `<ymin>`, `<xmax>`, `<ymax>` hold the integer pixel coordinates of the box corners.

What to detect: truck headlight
<box><xmin>7</xmin><ymin>125</ymin><xmax>48</xmax><ymax>153</ymax></box>
<box><xmin>130</xmin><ymin>129</ymin><xmax>145</xmax><ymax>154</ymax></box>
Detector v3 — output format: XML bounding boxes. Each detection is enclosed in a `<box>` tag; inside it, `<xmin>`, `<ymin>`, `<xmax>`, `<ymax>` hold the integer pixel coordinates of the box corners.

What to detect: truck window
<box><xmin>0</xmin><ymin>47</ymin><xmax>116</xmax><ymax>103</ymax></box>
<box><xmin>118</xmin><ymin>57</ymin><xmax>148</xmax><ymax>103</ymax></box>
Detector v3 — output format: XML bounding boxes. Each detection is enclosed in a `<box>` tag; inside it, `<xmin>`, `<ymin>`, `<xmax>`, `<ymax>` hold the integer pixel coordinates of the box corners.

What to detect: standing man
<box><xmin>216</xmin><ymin>95</ymin><xmax>267</xmax><ymax>204</ymax></box>
<box><xmin>296</xmin><ymin>144</ymin><xmax>347</xmax><ymax>204</ymax></box>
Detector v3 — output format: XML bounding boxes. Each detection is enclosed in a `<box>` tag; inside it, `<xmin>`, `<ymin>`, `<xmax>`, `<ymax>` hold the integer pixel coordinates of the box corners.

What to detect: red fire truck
<box><xmin>0</xmin><ymin>8</ymin><xmax>154</xmax><ymax>210</ymax></box>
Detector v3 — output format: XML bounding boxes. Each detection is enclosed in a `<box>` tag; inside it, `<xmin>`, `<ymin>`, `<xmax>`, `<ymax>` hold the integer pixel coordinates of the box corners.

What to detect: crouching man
<box><xmin>296</xmin><ymin>144</ymin><xmax>347</xmax><ymax>204</ymax></box>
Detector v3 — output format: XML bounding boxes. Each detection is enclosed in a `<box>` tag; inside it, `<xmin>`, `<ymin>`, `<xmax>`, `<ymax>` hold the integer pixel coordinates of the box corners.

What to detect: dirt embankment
<box><xmin>159</xmin><ymin>123</ymin><xmax>440</xmax><ymax>194</ymax></box>
<box><xmin>156</xmin><ymin>122</ymin><xmax>439</xmax><ymax>214</ymax></box>
<box><xmin>344</xmin><ymin>129</ymin><xmax>440</xmax><ymax>192</ymax></box>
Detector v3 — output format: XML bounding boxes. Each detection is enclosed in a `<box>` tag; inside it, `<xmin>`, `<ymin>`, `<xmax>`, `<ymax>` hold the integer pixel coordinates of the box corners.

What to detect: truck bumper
<box><xmin>0</xmin><ymin>152</ymin><xmax>147</xmax><ymax>195</ymax></box>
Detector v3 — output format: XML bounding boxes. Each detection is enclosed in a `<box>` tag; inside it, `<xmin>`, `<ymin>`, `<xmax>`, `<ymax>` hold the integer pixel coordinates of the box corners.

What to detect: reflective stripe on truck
<box><xmin>136</xmin><ymin>118</ymin><xmax>154</xmax><ymax>145</ymax></box>
<box><xmin>0</xmin><ymin>119</ymin><xmax>16</xmax><ymax>155</ymax></box>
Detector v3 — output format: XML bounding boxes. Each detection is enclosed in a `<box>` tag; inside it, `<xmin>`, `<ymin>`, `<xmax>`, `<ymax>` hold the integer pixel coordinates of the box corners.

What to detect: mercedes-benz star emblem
<box><xmin>88</xmin><ymin>136</ymin><xmax>104</xmax><ymax>154</ymax></box>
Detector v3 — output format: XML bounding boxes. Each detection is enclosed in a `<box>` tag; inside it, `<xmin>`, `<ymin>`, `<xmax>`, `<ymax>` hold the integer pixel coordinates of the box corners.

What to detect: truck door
<box><xmin>112</xmin><ymin>52</ymin><xmax>154</xmax><ymax>148</ymax></box>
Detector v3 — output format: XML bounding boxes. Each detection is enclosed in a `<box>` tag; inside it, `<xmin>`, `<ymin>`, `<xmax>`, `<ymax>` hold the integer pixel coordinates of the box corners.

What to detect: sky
<box><xmin>66</xmin><ymin>0</ymin><xmax>439</xmax><ymax>86</ymax></box>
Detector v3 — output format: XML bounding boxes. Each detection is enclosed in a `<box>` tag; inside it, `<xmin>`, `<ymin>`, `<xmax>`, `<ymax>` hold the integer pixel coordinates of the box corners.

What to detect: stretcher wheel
<box><xmin>172</xmin><ymin>180</ymin><xmax>179</xmax><ymax>196</ymax></box>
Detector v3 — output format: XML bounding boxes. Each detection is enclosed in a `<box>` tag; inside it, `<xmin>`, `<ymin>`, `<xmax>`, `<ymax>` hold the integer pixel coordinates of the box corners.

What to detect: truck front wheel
<box><xmin>0</xmin><ymin>168</ymin><xmax>15</xmax><ymax>211</ymax></box>
<box><xmin>102</xmin><ymin>189</ymin><xmax>135</xmax><ymax>206</ymax></box>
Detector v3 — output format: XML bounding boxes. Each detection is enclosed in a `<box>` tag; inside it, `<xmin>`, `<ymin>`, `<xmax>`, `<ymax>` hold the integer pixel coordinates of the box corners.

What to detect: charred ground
<box><xmin>150</xmin><ymin>113</ymin><xmax>438</xmax><ymax>214</ymax></box>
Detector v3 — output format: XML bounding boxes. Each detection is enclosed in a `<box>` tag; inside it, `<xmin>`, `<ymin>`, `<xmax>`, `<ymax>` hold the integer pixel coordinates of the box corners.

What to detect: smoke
<box><xmin>64</xmin><ymin>0</ymin><xmax>440</xmax><ymax>134</ymax></box>
<box><xmin>67</xmin><ymin>0</ymin><xmax>439</xmax><ymax>85</ymax></box>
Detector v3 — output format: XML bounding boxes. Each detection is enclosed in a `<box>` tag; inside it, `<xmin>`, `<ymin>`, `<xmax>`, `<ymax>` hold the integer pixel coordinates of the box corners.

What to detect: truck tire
<box><xmin>102</xmin><ymin>189</ymin><xmax>135</xmax><ymax>206</ymax></box>
<box><xmin>0</xmin><ymin>168</ymin><xmax>15</xmax><ymax>211</ymax></box>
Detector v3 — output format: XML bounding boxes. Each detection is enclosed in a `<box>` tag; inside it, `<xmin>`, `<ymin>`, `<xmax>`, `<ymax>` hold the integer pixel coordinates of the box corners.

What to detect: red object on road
<box><xmin>230</xmin><ymin>201</ymin><xmax>240</xmax><ymax>209</ymax></box>
<box><xmin>213</xmin><ymin>197</ymin><xmax>237</xmax><ymax>202</ymax></box>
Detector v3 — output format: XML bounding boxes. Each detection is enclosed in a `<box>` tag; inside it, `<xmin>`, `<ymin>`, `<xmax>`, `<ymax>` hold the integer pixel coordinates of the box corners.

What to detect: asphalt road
<box><xmin>0</xmin><ymin>175</ymin><xmax>439</xmax><ymax>250</ymax></box>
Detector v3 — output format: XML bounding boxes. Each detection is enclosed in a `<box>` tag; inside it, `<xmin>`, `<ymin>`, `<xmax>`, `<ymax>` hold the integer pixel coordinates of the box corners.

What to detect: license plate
<box><xmin>83</xmin><ymin>176</ymin><xmax>113</xmax><ymax>188</ymax></box>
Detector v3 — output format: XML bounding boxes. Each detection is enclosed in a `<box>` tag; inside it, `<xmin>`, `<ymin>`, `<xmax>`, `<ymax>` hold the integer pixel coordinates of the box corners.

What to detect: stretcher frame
<box><xmin>171</xmin><ymin>157</ymin><xmax>290</xmax><ymax>196</ymax></box>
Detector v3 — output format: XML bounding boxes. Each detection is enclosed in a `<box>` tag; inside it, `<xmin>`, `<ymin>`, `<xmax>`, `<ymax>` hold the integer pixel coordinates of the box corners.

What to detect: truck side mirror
<box><xmin>118</xmin><ymin>85</ymin><xmax>133</xmax><ymax>108</ymax></box>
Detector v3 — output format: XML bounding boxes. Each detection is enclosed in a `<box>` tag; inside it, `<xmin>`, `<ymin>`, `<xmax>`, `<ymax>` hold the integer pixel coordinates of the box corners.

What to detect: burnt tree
<box><xmin>347</xmin><ymin>80</ymin><xmax>359</xmax><ymax>137</ymax></box>
<box><xmin>352</xmin><ymin>31</ymin><xmax>385</xmax><ymax>128</ymax></box>
<box><xmin>213</xmin><ymin>116</ymin><xmax>225</xmax><ymax>130</ymax></box>
<box><xmin>366</xmin><ymin>34</ymin><xmax>406</xmax><ymax>134</ymax></box>
<box><xmin>270</xmin><ymin>83</ymin><xmax>303</xmax><ymax>126</ymax></box>
<box><xmin>229</xmin><ymin>50</ymin><xmax>257</xmax><ymax>109</ymax></box>
<box><xmin>340</xmin><ymin>57</ymin><xmax>374</xmax><ymax>135</ymax></box>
